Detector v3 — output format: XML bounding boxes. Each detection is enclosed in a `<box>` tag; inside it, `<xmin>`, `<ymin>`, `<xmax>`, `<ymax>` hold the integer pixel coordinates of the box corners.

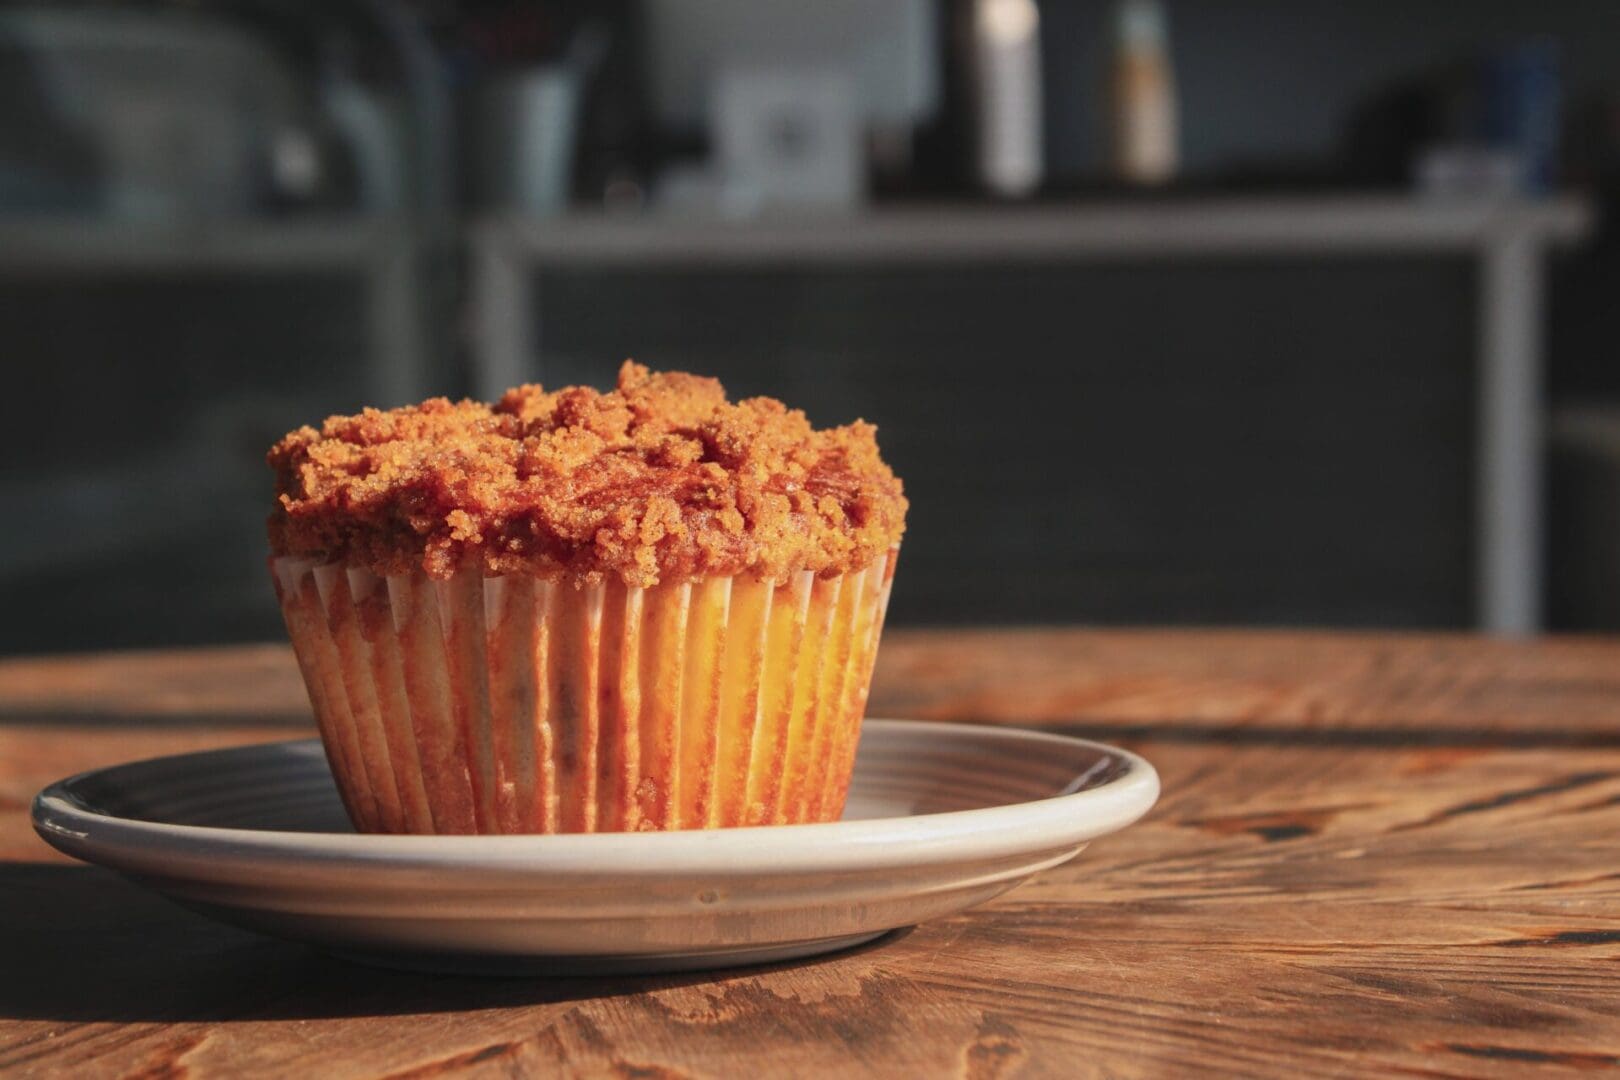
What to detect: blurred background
<box><xmin>5</xmin><ymin>0</ymin><xmax>1620</xmax><ymax>654</ymax></box>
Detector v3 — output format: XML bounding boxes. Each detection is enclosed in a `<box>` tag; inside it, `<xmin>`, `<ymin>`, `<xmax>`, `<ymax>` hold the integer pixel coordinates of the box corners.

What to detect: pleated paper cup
<box><xmin>270</xmin><ymin>551</ymin><xmax>897</xmax><ymax>834</ymax></box>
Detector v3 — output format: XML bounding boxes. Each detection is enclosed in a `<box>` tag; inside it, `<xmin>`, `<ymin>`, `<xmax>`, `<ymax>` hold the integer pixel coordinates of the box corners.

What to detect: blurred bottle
<box><xmin>1110</xmin><ymin>0</ymin><xmax>1178</xmax><ymax>186</ymax></box>
<box><xmin>970</xmin><ymin>0</ymin><xmax>1042</xmax><ymax>197</ymax></box>
<box><xmin>1484</xmin><ymin>37</ymin><xmax>1560</xmax><ymax>196</ymax></box>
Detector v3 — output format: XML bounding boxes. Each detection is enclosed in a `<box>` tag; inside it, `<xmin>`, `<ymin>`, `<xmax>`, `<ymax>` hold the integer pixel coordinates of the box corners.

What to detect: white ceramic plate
<box><xmin>33</xmin><ymin>720</ymin><xmax>1158</xmax><ymax>975</ymax></box>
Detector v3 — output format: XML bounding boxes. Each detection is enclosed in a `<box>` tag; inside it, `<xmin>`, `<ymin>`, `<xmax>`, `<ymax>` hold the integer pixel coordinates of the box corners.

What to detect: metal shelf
<box><xmin>0</xmin><ymin>217</ymin><xmax>411</xmax><ymax>269</ymax></box>
<box><xmin>471</xmin><ymin>195</ymin><xmax>1599</xmax><ymax>636</ymax></box>
<box><xmin>473</xmin><ymin>196</ymin><xmax>1592</xmax><ymax>264</ymax></box>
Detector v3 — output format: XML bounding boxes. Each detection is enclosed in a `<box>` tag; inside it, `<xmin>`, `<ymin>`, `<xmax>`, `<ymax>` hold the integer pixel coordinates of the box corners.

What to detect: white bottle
<box><xmin>1112</xmin><ymin>0</ymin><xmax>1179</xmax><ymax>185</ymax></box>
<box><xmin>972</xmin><ymin>0</ymin><xmax>1044</xmax><ymax>197</ymax></box>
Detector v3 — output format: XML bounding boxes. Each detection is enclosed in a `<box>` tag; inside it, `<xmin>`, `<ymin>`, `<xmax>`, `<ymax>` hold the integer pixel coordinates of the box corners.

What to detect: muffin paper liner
<box><xmin>271</xmin><ymin>551</ymin><xmax>896</xmax><ymax>834</ymax></box>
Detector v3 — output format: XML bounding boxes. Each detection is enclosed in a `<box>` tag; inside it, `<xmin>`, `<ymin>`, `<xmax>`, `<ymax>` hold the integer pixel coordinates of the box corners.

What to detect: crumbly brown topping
<box><xmin>268</xmin><ymin>362</ymin><xmax>906</xmax><ymax>586</ymax></box>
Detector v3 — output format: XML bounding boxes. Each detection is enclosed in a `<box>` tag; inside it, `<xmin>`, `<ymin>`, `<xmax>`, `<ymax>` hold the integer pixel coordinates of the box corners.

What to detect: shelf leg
<box><xmin>368</xmin><ymin>232</ymin><xmax>426</xmax><ymax>408</ymax></box>
<box><xmin>1478</xmin><ymin>227</ymin><xmax>1544</xmax><ymax>636</ymax></box>
<box><xmin>471</xmin><ymin>235</ymin><xmax>535</xmax><ymax>400</ymax></box>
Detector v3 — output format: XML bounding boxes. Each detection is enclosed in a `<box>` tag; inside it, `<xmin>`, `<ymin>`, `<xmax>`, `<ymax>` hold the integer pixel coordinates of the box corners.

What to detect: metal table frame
<box><xmin>481</xmin><ymin>198</ymin><xmax>1590</xmax><ymax>633</ymax></box>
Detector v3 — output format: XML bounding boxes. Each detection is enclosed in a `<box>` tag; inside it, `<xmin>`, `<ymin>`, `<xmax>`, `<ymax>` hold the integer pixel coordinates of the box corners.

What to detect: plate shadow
<box><xmin>0</xmin><ymin>862</ymin><xmax>911</xmax><ymax>1024</ymax></box>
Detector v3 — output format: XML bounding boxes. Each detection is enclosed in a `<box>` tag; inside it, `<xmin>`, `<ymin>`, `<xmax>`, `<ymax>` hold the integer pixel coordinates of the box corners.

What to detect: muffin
<box><xmin>267</xmin><ymin>363</ymin><xmax>905</xmax><ymax>834</ymax></box>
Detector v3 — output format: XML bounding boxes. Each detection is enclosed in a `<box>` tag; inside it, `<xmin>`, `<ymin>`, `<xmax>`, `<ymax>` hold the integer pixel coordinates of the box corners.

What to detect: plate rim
<box><xmin>33</xmin><ymin>719</ymin><xmax>1160</xmax><ymax>879</ymax></box>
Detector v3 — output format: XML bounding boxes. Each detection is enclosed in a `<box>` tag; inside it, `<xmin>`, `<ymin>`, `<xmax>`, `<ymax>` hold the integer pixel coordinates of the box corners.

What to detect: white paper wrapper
<box><xmin>272</xmin><ymin>551</ymin><xmax>896</xmax><ymax>834</ymax></box>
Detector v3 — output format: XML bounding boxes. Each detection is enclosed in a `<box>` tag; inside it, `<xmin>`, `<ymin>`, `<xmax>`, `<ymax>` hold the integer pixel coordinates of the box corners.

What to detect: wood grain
<box><xmin>3</xmin><ymin>631</ymin><xmax>1619</xmax><ymax>1078</ymax></box>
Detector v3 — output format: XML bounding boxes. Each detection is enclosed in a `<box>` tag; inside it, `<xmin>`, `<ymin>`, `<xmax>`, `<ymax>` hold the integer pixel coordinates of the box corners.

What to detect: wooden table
<box><xmin>2</xmin><ymin>630</ymin><xmax>1618</xmax><ymax>1078</ymax></box>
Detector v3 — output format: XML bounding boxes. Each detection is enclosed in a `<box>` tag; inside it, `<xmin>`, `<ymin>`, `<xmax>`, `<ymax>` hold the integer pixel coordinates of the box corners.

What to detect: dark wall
<box><xmin>536</xmin><ymin>253</ymin><xmax>1477</xmax><ymax>628</ymax></box>
<box><xmin>0</xmin><ymin>273</ymin><xmax>374</xmax><ymax>653</ymax></box>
